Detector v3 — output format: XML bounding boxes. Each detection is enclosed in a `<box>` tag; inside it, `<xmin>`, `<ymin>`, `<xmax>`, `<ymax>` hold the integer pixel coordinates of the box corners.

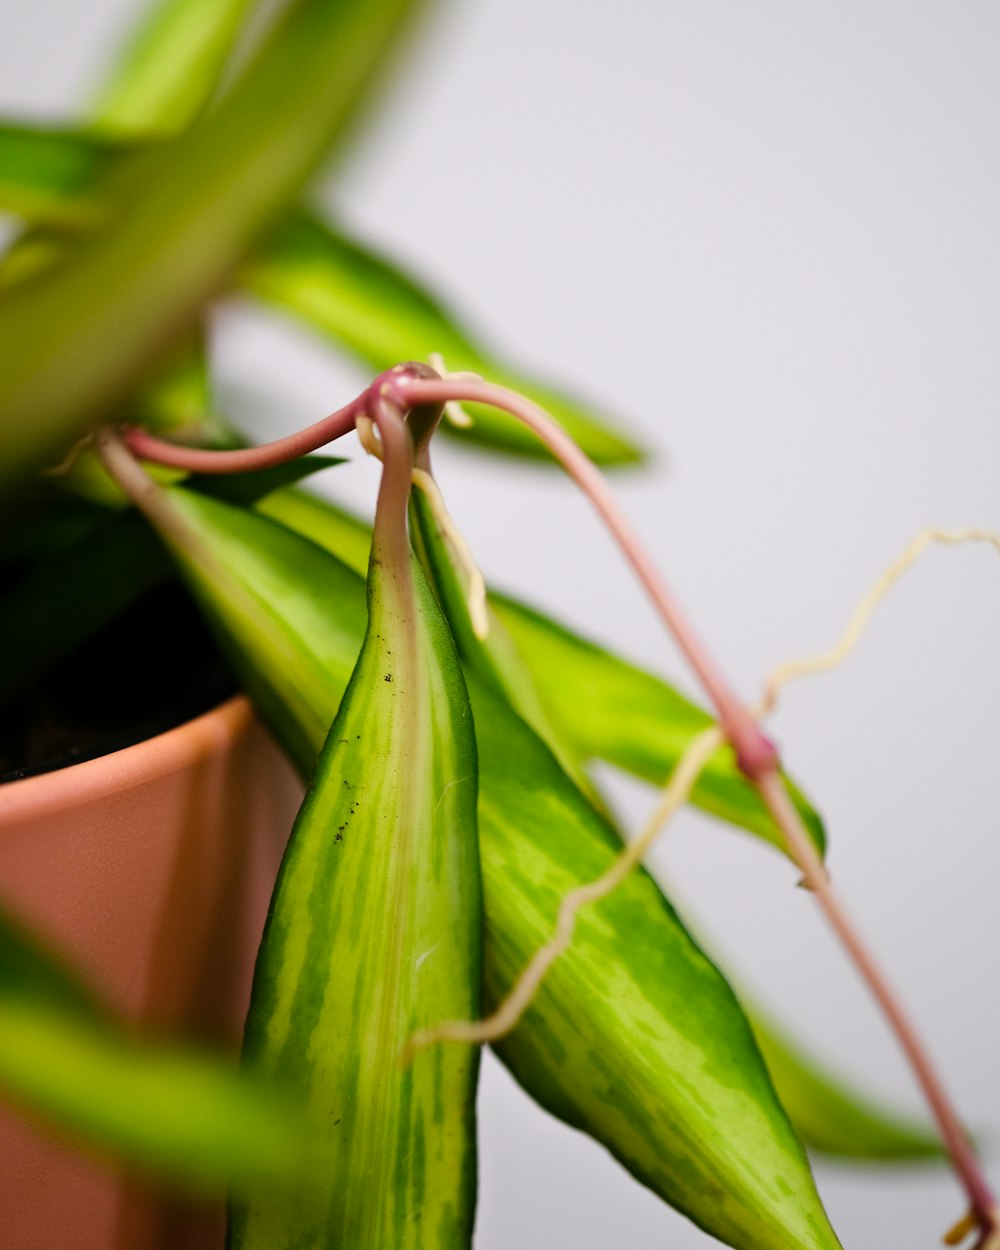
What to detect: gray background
<box><xmin>3</xmin><ymin>3</ymin><xmax>999</xmax><ymax>1247</ymax></box>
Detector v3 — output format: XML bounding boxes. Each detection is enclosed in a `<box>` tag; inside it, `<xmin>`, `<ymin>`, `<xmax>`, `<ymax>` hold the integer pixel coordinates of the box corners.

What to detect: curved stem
<box><xmin>125</xmin><ymin>387</ymin><xmax>370</xmax><ymax>473</ymax></box>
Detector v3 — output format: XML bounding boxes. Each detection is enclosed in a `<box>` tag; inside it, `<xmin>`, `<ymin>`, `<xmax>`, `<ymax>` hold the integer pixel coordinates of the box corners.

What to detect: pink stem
<box><xmin>124</xmin><ymin>387</ymin><xmax>369</xmax><ymax>473</ymax></box>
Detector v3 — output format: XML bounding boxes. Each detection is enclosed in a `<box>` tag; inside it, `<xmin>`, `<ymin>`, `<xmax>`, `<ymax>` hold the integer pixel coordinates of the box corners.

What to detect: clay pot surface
<box><xmin>0</xmin><ymin>696</ymin><xmax>302</xmax><ymax>1250</ymax></box>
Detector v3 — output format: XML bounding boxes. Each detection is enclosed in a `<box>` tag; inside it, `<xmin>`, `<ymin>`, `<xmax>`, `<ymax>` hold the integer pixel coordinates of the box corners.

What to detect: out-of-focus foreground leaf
<box><xmin>231</xmin><ymin>486</ymin><xmax>481</xmax><ymax>1247</ymax></box>
<box><xmin>0</xmin><ymin>126</ymin><xmax>644</xmax><ymax>468</ymax></box>
<box><xmin>91</xmin><ymin>0</ymin><xmax>260</xmax><ymax>135</ymax></box>
<box><xmin>0</xmin><ymin>905</ymin><xmax>305</xmax><ymax>1195</ymax></box>
<box><xmin>260</xmin><ymin>489</ymin><xmax>824</xmax><ymax>859</ymax></box>
<box><xmin>0</xmin><ymin>0</ymin><xmax>424</xmax><ymax>488</ymax></box>
<box><xmin>140</xmin><ymin>488</ymin><xmax>845</xmax><ymax>1250</ymax></box>
<box><xmin>749</xmin><ymin>1013</ymin><xmax>942</xmax><ymax>1161</ymax></box>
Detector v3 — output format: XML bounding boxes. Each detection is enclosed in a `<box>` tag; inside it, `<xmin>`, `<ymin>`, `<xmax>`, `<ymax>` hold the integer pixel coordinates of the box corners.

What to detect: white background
<box><xmin>3</xmin><ymin>3</ymin><xmax>1000</xmax><ymax>1248</ymax></box>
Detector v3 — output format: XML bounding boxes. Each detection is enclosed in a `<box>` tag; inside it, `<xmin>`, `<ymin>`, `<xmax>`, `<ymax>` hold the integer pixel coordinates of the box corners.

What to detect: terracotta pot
<box><xmin>0</xmin><ymin>696</ymin><xmax>302</xmax><ymax>1250</ymax></box>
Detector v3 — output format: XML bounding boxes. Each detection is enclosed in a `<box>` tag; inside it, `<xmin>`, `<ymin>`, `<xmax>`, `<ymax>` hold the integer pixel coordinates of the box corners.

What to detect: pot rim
<box><xmin>0</xmin><ymin>695</ymin><xmax>255</xmax><ymax>824</ymax></box>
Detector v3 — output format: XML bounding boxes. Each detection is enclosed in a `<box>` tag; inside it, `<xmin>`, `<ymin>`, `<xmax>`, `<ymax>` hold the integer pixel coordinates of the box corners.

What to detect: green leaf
<box><xmin>243</xmin><ymin>210</ymin><xmax>646</xmax><ymax>465</ymax></box>
<box><xmin>0</xmin><ymin>121</ymin><xmax>643</xmax><ymax>469</ymax></box>
<box><xmin>231</xmin><ymin>524</ymin><xmax>481</xmax><ymax>1247</ymax></box>
<box><xmin>408</xmin><ymin>478</ymin><xmax>601</xmax><ymax>805</ymax></box>
<box><xmin>256</xmin><ymin>484</ymin><xmax>374</xmax><ymax>577</ymax></box>
<box><xmin>0</xmin><ymin>125</ymin><xmax>119</xmax><ymax>226</ymax></box>
<box><xmin>748</xmin><ymin>1010</ymin><xmax>943</xmax><ymax>1161</ymax></box>
<box><xmin>270</xmin><ymin>489</ymin><xmax>825</xmax><ymax>859</ymax></box>
<box><xmin>0</xmin><ymin>0</ymin><xmax>425</xmax><ymax>488</ymax></box>
<box><xmin>492</xmin><ymin>593</ymin><xmax>827</xmax><ymax>858</ymax></box>
<box><xmin>216</xmin><ymin>486</ymin><xmax>948</xmax><ymax>1169</ymax></box>
<box><xmin>145</xmin><ymin>491</ymin><xmax>843</xmax><ymax>1250</ymax></box>
<box><xmin>470</xmin><ymin>678</ymin><xmax>841</xmax><ymax>1250</ymax></box>
<box><xmin>91</xmin><ymin>0</ymin><xmax>260</xmax><ymax>135</ymax></box>
<box><xmin>142</xmin><ymin>488</ymin><xmax>369</xmax><ymax>776</ymax></box>
<box><xmin>0</xmin><ymin>905</ymin><xmax>305</xmax><ymax>1196</ymax></box>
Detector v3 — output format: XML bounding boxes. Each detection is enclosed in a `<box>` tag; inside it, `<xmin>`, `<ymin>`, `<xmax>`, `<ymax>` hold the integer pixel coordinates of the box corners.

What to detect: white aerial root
<box><xmin>757</xmin><ymin>528</ymin><xmax>1000</xmax><ymax>717</ymax></box>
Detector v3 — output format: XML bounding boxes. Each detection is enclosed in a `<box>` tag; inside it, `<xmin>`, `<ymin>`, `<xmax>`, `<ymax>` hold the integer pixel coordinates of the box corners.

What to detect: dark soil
<box><xmin>0</xmin><ymin>583</ymin><xmax>239</xmax><ymax>783</ymax></box>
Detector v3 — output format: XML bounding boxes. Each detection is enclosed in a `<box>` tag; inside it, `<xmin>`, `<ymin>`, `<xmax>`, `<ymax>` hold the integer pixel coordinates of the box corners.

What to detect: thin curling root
<box><xmin>405</xmin><ymin>725</ymin><xmax>723</xmax><ymax>1057</ymax></box>
<box><xmin>355</xmin><ymin>414</ymin><xmax>383</xmax><ymax>461</ymax></box>
<box><xmin>758</xmin><ymin>528</ymin><xmax>1000</xmax><ymax>717</ymax></box>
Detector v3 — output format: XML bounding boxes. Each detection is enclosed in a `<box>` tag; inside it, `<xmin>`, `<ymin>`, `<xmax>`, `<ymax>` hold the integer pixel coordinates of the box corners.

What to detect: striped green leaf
<box><xmin>228</xmin><ymin>504</ymin><xmax>481</xmax><ymax>1246</ymax></box>
<box><xmin>405</xmin><ymin>479</ymin><xmax>942</xmax><ymax>1167</ymax></box>
<box><xmin>0</xmin><ymin>0</ymin><xmax>424</xmax><ymax>488</ymax></box>
<box><xmin>469</xmin><ymin>677</ymin><xmax>841</xmax><ymax>1250</ymax></box>
<box><xmin>152</xmin><ymin>489</ymin><xmax>368</xmax><ymax>775</ymax></box>
<box><xmin>145</xmin><ymin>490</ymin><xmax>844</xmax><ymax>1250</ymax></box>
<box><xmin>264</xmin><ymin>489</ymin><xmax>825</xmax><ymax>858</ymax></box>
<box><xmin>130</xmin><ymin>475</ymin><xmax>945</xmax><ymax>1180</ymax></box>
<box><xmin>0</xmin><ymin>905</ymin><xmax>305</xmax><ymax>1196</ymax></box>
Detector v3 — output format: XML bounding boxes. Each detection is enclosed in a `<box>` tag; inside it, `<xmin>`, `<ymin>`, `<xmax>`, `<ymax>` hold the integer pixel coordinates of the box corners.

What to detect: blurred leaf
<box><xmin>92</xmin><ymin>0</ymin><xmax>261</xmax><ymax>135</ymax></box>
<box><xmin>245</xmin><ymin>210</ymin><xmax>646</xmax><ymax>465</ymax></box>
<box><xmin>0</xmin><ymin>0</ymin><xmax>425</xmax><ymax>488</ymax></box>
<box><xmin>492</xmin><ymin>593</ymin><xmax>827</xmax><ymax>858</ymax></box>
<box><xmin>257</xmin><ymin>484</ymin><xmax>373</xmax><ymax>577</ymax></box>
<box><xmin>748</xmin><ymin>1011</ymin><xmax>943</xmax><ymax>1161</ymax></box>
<box><xmin>0</xmin><ymin>124</ymin><xmax>119</xmax><ymax>226</ymax></box>
<box><xmin>152</xmin><ymin>489</ymin><xmax>369</xmax><ymax>774</ymax></box>
<box><xmin>145</xmin><ymin>491</ymin><xmax>844</xmax><ymax>1250</ymax></box>
<box><xmin>0</xmin><ymin>905</ymin><xmax>305</xmax><ymax>1195</ymax></box>
<box><xmin>231</xmin><ymin>507</ymin><xmax>480</xmax><ymax>1247</ymax></box>
<box><xmin>0</xmin><ymin>121</ymin><xmax>643</xmax><ymax>469</ymax></box>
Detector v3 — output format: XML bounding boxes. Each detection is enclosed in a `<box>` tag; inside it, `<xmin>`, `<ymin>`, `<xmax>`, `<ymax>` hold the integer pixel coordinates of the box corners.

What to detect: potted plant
<box><xmin>0</xmin><ymin>3</ymin><xmax>994</xmax><ymax>1249</ymax></box>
